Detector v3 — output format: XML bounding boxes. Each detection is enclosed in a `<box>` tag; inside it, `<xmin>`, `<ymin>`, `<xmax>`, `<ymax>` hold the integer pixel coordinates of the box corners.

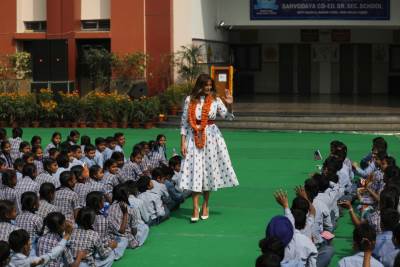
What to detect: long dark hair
<box><xmin>190</xmin><ymin>74</ymin><xmax>216</xmax><ymax>101</ymax></box>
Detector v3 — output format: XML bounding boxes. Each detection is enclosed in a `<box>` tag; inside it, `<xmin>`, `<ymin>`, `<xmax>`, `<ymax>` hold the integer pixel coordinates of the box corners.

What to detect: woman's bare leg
<box><xmin>192</xmin><ymin>192</ymin><xmax>201</xmax><ymax>218</ymax></box>
<box><xmin>201</xmin><ymin>191</ymin><xmax>210</xmax><ymax>217</ymax></box>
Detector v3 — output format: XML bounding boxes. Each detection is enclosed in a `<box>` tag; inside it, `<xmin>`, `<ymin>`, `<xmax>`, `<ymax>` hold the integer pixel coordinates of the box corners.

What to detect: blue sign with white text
<box><xmin>250</xmin><ymin>0</ymin><xmax>390</xmax><ymax>20</ymax></box>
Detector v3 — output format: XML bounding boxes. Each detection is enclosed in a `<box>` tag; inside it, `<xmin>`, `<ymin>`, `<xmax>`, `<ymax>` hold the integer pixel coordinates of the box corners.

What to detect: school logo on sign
<box><xmin>254</xmin><ymin>0</ymin><xmax>279</xmax><ymax>10</ymax></box>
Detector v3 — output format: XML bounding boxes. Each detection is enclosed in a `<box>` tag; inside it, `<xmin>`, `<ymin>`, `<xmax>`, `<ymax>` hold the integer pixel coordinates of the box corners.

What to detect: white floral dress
<box><xmin>178</xmin><ymin>96</ymin><xmax>239</xmax><ymax>193</ymax></box>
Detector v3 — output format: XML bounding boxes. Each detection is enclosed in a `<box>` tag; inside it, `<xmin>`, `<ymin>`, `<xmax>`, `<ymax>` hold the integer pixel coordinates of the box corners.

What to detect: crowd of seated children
<box><xmin>0</xmin><ymin>127</ymin><xmax>190</xmax><ymax>266</ymax></box>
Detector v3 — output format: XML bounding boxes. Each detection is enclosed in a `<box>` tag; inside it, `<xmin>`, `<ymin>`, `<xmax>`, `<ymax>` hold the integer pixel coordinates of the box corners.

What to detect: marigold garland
<box><xmin>188</xmin><ymin>95</ymin><xmax>213</xmax><ymax>149</ymax></box>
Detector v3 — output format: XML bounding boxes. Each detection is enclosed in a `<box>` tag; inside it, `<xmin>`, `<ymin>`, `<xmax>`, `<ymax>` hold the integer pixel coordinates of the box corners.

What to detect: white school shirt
<box><xmin>128</xmin><ymin>195</ymin><xmax>150</xmax><ymax>224</ymax></box>
<box><xmin>94</xmin><ymin>150</ymin><xmax>105</xmax><ymax>167</ymax></box>
<box><xmin>355</xmin><ymin>161</ymin><xmax>377</xmax><ymax>178</ymax></box>
<box><xmin>337</xmin><ymin>165</ymin><xmax>352</xmax><ymax>192</ymax></box>
<box><xmin>114</xmin><ymin>145</ymin><xmax>127</xmax><ymax>162</ymax></box>
<box><xmin>283</xmin><ymin>229</ymin><xmax>317</xmax><ymax>267</ymax></box>
<box><xmin>338</xmin><ymin>252</ymin><xmax>384</xmax><ymax>267</ymax></box>
<box><xmin>381</xmin><ymin>249</ymin><xmax>399</xmax><ymax>267</ymax></box>
<box><xmin>312</xmin><ymin>197</ymin><xmax>333</xmax><ymax>245</ymax></box>
<box><xmin>373</xmin><ymin>231</ymin><xmax>396</xmax><ymax>262</ymax></box>
<box><xmin>151</xmin><ymin>180</ymin><xmax>171</xmax><ymax>204</ymax></box>
<box><xmin>8</xmin><ymin>239</ymin><xmax>67</xmax><ymax>267</ymax></box>
<box><xmin>70</xmin><ymin>157</ymin><xmax>84</xmax><ymax>168</ymax></box>
<box><xmin>284</xmin><ymin>208</ymin><xmax>315</xmax><ymax>240</ymax></box>
<box><xmin>137</xmin><ymin>191</ymin><xmax>165</xmax><ymax>220</ymax></box>
<box><xmin>103</xmin><ymin>147</ymin><xmax>115</xmax><ymax>161</ymax></box>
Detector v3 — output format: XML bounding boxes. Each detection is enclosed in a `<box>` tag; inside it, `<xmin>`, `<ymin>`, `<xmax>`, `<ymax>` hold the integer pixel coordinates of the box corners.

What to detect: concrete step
<box><xmin>158</xmin><ymin>114</ymin><xmax>400</xmax><ymax>132</ymax></box>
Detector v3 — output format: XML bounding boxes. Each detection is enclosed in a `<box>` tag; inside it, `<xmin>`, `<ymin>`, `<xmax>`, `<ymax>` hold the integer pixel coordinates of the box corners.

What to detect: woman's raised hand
<box><xmin>224</xmin><ymin>89</ymin><xmax>233</xmax><ymax>105</ymax></box>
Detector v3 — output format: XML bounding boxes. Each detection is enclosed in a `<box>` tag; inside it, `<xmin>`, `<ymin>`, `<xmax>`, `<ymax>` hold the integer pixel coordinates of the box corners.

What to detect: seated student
<box><xmin>169</xmin><ymin>155</ymin><xmax>182</xmax><ymax>184</ymax></box>
<box><xmin>67</xmin><ymin>130</ymin><xmax>80</xmax><ymax>146</ymax></box>
<box><xmin>162</xmin><ymin>165</ymin><xmax>185</xmax><ymax>210</ymax></box>
<box><xmin>9</xmin><ymin>127</ymin><xmax>23</xmax><ymax>162</ymax></box>
<box><xmin>0</xmin><ymin>170</ymin><xmax>17</xmax><ymax>203</ymax></box>
<box><xmin>22</xmin><ymin>152</ymin><xmax>35</xmax><ymax>165</ymax></box>
<box><xmin>373</xmin><ymin>209</ymin><xmax>399</xmax><ymax>261</ymax></box>
<box><xmin>119</xmin><ymin>149</ymin><xmax>144</xmax><ymax>183</ymax></box>
<box><xmin>103</xmin><ymin>159</ymin><xmax>120</xmax><ymax>194</ymax></box>
<box><xmin>86</xmin><ymin>191</ymin><xmax>127</xmax><ymax>260</ymax></box>
<box><xmin>70</xmin><ymin>145</ymin><xmax>84</xmax><ymax>167</ymax></box>
<box><xmin>356</xmin><ymin>138</ymin><xmax>387</xmax><ymax>176</ymax></box>
<box><xmin>13</xmin><ymin>158</ymin><xmax>24</xmax><ymax>182</ymax></box>
<box><xmin>82</xmin><ymin>144</ymin><xmax>97</xmax><ymax>169</ymax></box>
<box><xmin>0</xmin><ymin>240</ymin><xmax>10</xmax><ymax>267</ymax></box>
<box><xmin>19</xmin><ymin>142</ymin><xmax>31</xmax><ymax>159</ymax></box>
<box><xmin>53</xmin><ymin>171</ymin><xmax>79</xmax><ymax>223</ymax></box>
<box><xmin>108</xmin><ymin>184</ymin><xmax>149</xmax><ymax>248</ymax></box>
<box><xmin>37</xmin><ymin>212</ymin><xmax>85</xmax><ymax>267</ymax></box>
<box><xmin>75</xmin><ymin>165</ymin><xmax>107</xmax><ymax>207</ymax></box>
<box><xmin>8</xmin><ymin>226</ymin><xmax>74</xmax><ymax>267</ymax></box>
<box><xmin>113</xmin><ymin>133</ymin><xmax>126</xmax><ymax>156</ymax></box>
<box><xmin>80</xmin><ymin>135</ymin><xmax>91</xmax><ymax>154</ymax></box>
<box><xmin>338</xmin><ymin>223</ymin><xmax>384</xmax><ymax>267</ymax></box>
<box><xmin>32</xmin><ymin>146</ymin><xmax>44</xmax><ymax>175</ymax></box>
<box><xmin>103</xmin><ymin>137</ymin><xmax>118</xmax><ymax>162</ymax></box>
<box><xmin>47</xmin><ymin>147</ymin><xmax>60</xmax><ymax>162</ymax></box>
<box><xmin>274</xmin><ymin>189</ymin><xmax>315</xmax><ymax>241</ymax></box>
<box><xmin>154</xmin><ymin>134</ymin><xmax>168</xmax><ymax>164</ymax></box>
<box><xmin>111</xmin><ymin>152</ymin><xmax>125</xmax><ymax>173</ymax></box>
<box><xmin>44</xmin><ymin>132</ymin><xmax>62</xmax><ymax>157</ymax></box>
<box><xmin>382</xmin><ymin>223</ymin><xmax>400</xmax><ymax>267</ymax></box>
<box><xmin>35</xmin><ymin>158</ymin><xmax>59</xmax><ymax>188</ymax></box>
<box><xmin>125</xmin><ymin>180</ymin><xmax>151</xmax><ymax>224</ymax></box>
<box><xmin>15</xmin><ymin>192</ymin><xmax>43</xmax><ymax>255</ymax></box>
<box><xmin>256</xmin><ymin>237</ymin><xmax>303</xmax><ymax>267</ymax></box>
<box><xmin>69</xmin><ymin>207</ymin><xmax>115</xmax><ymax>267</ymax></box>
<box><xmin>53</xmin><ymin>152</ymin><xmax>71</xmax><ymax>183</ymax></box>
<box><xmin>359</xmin><ymin>137</ymin><xmax>387</xmax><ymax>169</ymax></box>
<box><xmin>264</xmin><ymin>215</ymin><xmax>317</xmax><ymax>267</ymax></box>
<box><xmin>37</xmin><ymin>183</ymin><xmax>59</xmax><ymax>220</ymax></box>
<box><xmin>342</xmin><ymin>187</ymin><xmax>399</xmax><ymax>234</ymax></box>
<box><xmin>151</xmin><ymin>167</ymin><xmax>171</xmax><ymax>205</ymax></box>
<box><xmin>94</xmin><ymin>138</ymin><xmax>107</xmax><ymax>168</ymax></box>
<box><xmin>0</xmin><ymin>200</ymin><xmax>19</xmax><ymax>242</ymax></box>
<box><xmin>15</xmin><ymin>164</ymin><xmax>39</xmax><ymax>212</ymax></box>
<box><xmin>0</xmin><ymin>140</ymin><xmax>13</xmax><ymax>169</ymax></box>
<box><xmin>137</xmin><ymin>176</ymin><xmax>169</xmax><ymax>226</ymax></box>
<box><xmin>147</xmin><ymin>140</ymin><xmax>167</xmax><ymax>170</ymax></box>
<box><xmin>30</xmin><ymin>136</ymin><xmax>41</xmax><ymax>148</ymax></box>
<box><xmin>135</xmin><ymin>142</ymin><xmax>151</xmax><ymax>175</ymax></box>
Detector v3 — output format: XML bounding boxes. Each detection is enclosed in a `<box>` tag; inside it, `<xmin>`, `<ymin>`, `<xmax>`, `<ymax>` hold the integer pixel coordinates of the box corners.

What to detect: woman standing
<box><xmin>179</xmin><ymin>74</ymin><xmax>239</xmax><ymax>222</ymax></box>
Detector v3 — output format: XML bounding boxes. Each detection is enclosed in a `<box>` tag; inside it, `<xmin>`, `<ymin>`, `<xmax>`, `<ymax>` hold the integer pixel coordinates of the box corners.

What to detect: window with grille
<box><xmin>81</xmin><ymin>20</ymin><xmax>110</xmax><ymax>31</ymax></box>
<box><xmin>24</xmin><ymin>21</ymin><xmax>47</xmax><ymax>32</ymax></box>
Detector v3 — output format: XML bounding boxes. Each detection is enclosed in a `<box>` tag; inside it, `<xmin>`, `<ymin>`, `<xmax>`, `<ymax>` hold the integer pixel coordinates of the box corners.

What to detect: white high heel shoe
<box><xmin>201</xmin><ymin>207</ymin><xmax>209</xmax><ymax>220</ymax></box>
<box><xmin>190</xmin><ymin>208</ymin><xmax>200</xmax><ymax>223</ymax></box>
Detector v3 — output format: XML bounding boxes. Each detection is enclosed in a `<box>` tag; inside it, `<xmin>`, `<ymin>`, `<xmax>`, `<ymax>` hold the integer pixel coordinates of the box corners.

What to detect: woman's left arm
<box><xmin>216</xmin><ymin>90</ymin><xmax>234</xmax><ymax>120</ymax></box>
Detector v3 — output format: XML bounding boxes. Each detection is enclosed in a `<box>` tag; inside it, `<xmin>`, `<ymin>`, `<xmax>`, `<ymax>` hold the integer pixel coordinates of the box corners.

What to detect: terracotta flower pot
<box><xmin>53</xmin><ymin>121</ymin><xmax>61</xmax><ymax>128</ymax></box>
<box><xmin>131</xmin><ymin>121</ymin><xmax>140</xmax><ymax>128</ymax></box>
<box><xmin>70</xmin><ymin>122</ymin><xmax>78</xmax><ymax>128</ymax></box>
<box><xmin>109</xmin><ymin>122</ymin><xmax>118</xmax><ymax>128</ymax></box>
<box><xmin>143</xmin><ymin>122</ymin><xmax>154</xmax><ymax>129</ymax></box>
<box><xmin>41</xmin><ymin>121</ymin><xmax>51</xmax><ymax>128</ymax></box>
<box><xmin>78</xmin><ymin>121</ymin><xmax>87</xmax><ymax>128</ymax></box>
<box><xmin>169</xmin><ymin>106</ymin><xmax>178</xmax><ymax>116</ymax></box>
<box><xmin>31</xmin><ymin>121</ymin><xmax>40</xmax><ymax>128</ymax></box>
<box><xmin>119</xmin><ymin>122</ymin><xmax>128</xmax><ymax>128</ymax></box>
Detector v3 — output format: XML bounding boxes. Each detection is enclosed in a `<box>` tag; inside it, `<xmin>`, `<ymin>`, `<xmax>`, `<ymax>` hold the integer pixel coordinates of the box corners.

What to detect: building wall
<box><xmin>17</xmin><ymin>0</ymin><xmax>47</xmax><ymax>33</ymax></box>
<box><xmin>81</xmin><ymin>0</ymin><xmax>110</xmax><ymax>20</ymax></box>
<box><xmin>219</xmin><ymin>0</ymin><xmax>400</xmax><ymax>27</ymax></box>
<box><xmin>230</xmin><ymin>28</ymin><xmax>394</xmax><ymax>94</ymax></box>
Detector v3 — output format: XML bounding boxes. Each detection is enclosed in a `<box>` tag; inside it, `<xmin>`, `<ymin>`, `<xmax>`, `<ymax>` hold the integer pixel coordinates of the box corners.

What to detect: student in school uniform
<box><xmin>125</xmin><ymin>180</ymin><xmax>151</xmax><ymax>225</ymax></box>
<box><xmin>8</xmin><ymin>127</ymin><xmax>23</xmax><ymax>162</ymax></box>
<box><xmin>372</xmin><ymin>209</ymin><xmax>399</xmax><ymax>262</ymax></box>
<box><xmin>86</xmin><ymin>191</ymin><xmax>128</xmax><ymax>260</ymax></box>
<box><xmin>44</xmin><ymin>132</ymin><xmax>62</xmax><ymax>157</ymax></box>
<box><xmin>69</xmin><ymin>207</ymin><xmax>115</xmax><ymax>267</ymax></box>
<box><xmin>0</xmin><ymin>141</ymin><xmax>13</xmax><ymax>169</ymax></box>
<box><xmin>75</xmin><ymin>165</ymin><xmax>108</xmax><ymax>207</ymax></box>
<box><xmin>162</xmin><ymin>165</ymin><xmax>185</xmax><ymax>210</ymax></box>
<box><xmin>94</xmin><ymin>137</ymin><xmax>107</xmax><ymax>168</ymax></box>
<box><xmin>15</xmin><ymin>164</ymin><xmax>40</xmax><ymax>212</ymax></box>
<box><xmin>15</xmin><ymin>192</ymin><xmax>43</xmax><ymax>256</ymax></box>
<box><xmin>113</xmin><ymin>133</ymin><xmax>126</xmax><ymax>155</ymax></box>
<box><xmin>67</xmin><ymin>130</ymin><xmax>80</xmax><ymax>146</ymax></box>
<box><xmin>53</xmin><ymin>171</ymin><xmax>79</xmax><ymax>223</ymax></box>
<box><xmin>108</xmin><ymin>184</ymin><xmax>149</xmax><ymax>248</ymax></box>
<box><xmin>30</xmin><ymin>136</ymin><xmax>41</xmax><ymax>148</ymax></box>
<box><xmin>381</xmin><ymin>223</ymin><xmax>400</xmax><ymax>267</ymax></box>
<box><xmin>118</xmin><ymin>149</ymin><xmax>143</xmax><ymax>183</ymax></box>
<box><xmin>35</xmin><ymin>158</ymin><xmax>60</xmax><ymax>189</ymax></box>
<box><xmin>0</xmin><ymin>200</ymin><xmax>19</xmax><ymax>242</ymax></box>
<box><xmin>53</xmin><ymin>152</ymin><xmax>71</xmax><ymax>184</ymax></box>
<box><xmin>32</xmin><ymin>146</ymin><xmax>44</xmax><ymax>175</ymax></box>
<box><xmin>37</xmin><ymin>212</ymin><xmax>86</xmax><ymax>267</ymax></box>
<box><xmin>103</xmin><ymin>159</ymin><xmax>121</xmax><ymax>194</ymax></box>
<box><xmin>13</xmin><ymin>158</ymin><xmax>24</xmax><ymax>182</ymax></box>
<box><xmin>37</xmin><ymin>183</ymin><xmax>59</xmax><ymax>220</ymax></box>
<box><xmin>137</xmin><ymin>176</ymin><xmax>169</xmax><ymax>226</ymax></box>
<box><xmin>103</xmin><ymin>137</ymin><xmax>118</xmax><ymax>162</ymax></box>
<box><xmin>19</xmin><ymin>142</ymin><xmax>32</xmax><ymax>159</ymax></box>
<box><xmin>8</xmin><ymin>227</ymin><xmax>76</xmax><ymax>267</ymax></box>
<box><xmin>338</xmin><ymin>223</ymin><xmax>384</xmax><ymax>267</ymax></box>
<box><xmin>82</xmin><ymin>144</ymin><xmax>97</xmax><ymax>169</ymax></box>
<box><xmin>0</xmin><ymin>170</ymin><xmax>17</xmax><ymax>203</ymax></box>
<box><xmin>155</xmin><ymin>134</ymin><xmax>168</xmax><ymax>164</ymax></box>
<box><xmin>151</xmin><ymin>167</ymin><xmax>172</xmax><ymax>208</ymax></box>
<box><xmin>70</xmin><ymin>145</ymin><xmax>84</xmax><ymax>167</ymax></box>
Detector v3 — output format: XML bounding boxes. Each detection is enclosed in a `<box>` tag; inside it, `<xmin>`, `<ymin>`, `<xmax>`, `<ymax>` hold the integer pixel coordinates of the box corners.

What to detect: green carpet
<box><xmin>13</xmin><ymin>128</ymin><xmax>400</xmax><ymax>266</ymax></box>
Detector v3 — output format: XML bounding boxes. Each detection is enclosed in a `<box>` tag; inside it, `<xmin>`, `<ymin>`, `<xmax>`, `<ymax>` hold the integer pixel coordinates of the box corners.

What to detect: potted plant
<box><xmin>141</xmin><ymin>96</ymin><xmax>160</xmax><ymax>128</ymax></box>
<box><xmin>57</xmin><ymin>91</ymin><xmax>82</xmax><ymax>128</ymax></box>
<box><xmin>83</xmin><ymin>91</ymin><xmax>106</xmax><ymax>127</ymax></box>
<box><xmin>130</xmin><ymin>99</ymin><xmax>143</xmax><ymax>128</ymax></box>
<box><xmin>114</xmin><ymin>93</ymin><xmax>131</xmax><ymax>128</ymax></box>
<box><xmin>0</xmin><ymin>93</ymin><xmax>12</xmax><ymax>127</ymax></box>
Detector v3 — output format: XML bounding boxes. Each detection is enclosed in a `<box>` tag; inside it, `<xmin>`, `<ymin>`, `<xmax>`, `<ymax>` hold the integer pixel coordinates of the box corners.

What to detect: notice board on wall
<box><xmin>250</xmin><ymin>0</ymin><xmax>390</xmax><ymax>20</ymax></box>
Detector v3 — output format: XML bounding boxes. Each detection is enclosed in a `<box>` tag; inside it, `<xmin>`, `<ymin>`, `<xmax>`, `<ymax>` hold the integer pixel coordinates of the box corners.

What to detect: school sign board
<box><xmin>250</xmin><ymin>0</ymin><xmax>390</xmax><ymax>20</ymax></box>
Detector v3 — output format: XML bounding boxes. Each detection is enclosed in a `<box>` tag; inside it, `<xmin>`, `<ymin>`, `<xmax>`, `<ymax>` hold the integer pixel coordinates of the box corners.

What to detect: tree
<box><xmin>175</xmin><ymin>45</ymin><xmax>203</xmax><ymax>84</ymax></box>
<box><xmin>81</xmin><ymin>47</ymin><xmax>113</xmax><ymax>91</ymax></box>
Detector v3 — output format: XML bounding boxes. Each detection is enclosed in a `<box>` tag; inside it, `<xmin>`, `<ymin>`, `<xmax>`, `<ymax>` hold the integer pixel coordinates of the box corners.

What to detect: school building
<box><xmin>1</xmin><ymin>0</ymin><xmax>400</xmax><ymax>97</ymax></box>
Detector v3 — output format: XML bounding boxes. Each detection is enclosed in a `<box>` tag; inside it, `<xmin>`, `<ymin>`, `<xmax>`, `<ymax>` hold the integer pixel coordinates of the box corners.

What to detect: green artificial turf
<box><xmin>14</xmin><ymin>128</ymin><xmax>400</xmax><ymax>266</ymax></box>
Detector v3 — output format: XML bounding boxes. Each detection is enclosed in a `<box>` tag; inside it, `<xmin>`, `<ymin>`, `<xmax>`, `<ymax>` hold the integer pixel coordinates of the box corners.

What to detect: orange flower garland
<box><xmin>188</xmin><ymin>95</ymin><xmax>213</xmax><ymax>149</ymax></box>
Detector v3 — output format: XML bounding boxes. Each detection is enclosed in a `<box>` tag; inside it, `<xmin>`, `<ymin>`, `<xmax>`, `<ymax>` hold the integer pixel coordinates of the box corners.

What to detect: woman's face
<box><xmin>202</xmin><ymin>80</ymin><xmax>213</xmax><ymax>96</ymax></box>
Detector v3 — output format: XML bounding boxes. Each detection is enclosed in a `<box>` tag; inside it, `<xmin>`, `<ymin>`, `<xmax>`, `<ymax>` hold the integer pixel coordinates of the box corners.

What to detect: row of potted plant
<box><xmin>0</xmin><ymin>83</ymin><xmax>192</xmax><ymax>128</ymax></box>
